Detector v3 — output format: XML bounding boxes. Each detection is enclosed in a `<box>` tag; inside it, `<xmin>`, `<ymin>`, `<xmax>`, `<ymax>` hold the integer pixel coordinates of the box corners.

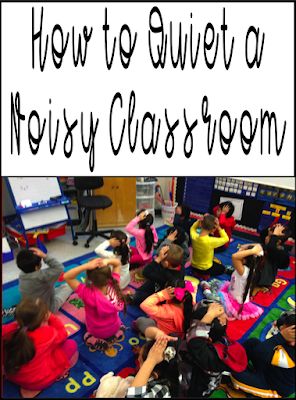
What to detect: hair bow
<box><xmin>174</xmin><ymin>281</ymin><xmax>194</xmax><ymax>301</ymax></box>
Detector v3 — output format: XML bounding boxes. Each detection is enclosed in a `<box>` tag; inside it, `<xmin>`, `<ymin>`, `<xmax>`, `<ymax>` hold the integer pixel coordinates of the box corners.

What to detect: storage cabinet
<box><xmin>95</xmin><ymin>178</ymin><xmax>136</xmax><ymax>227</ymax></box>
<box><xmin>136</xmin><ymin>181</ymin><xmax>156</xmax><ymax>217</ymax></box>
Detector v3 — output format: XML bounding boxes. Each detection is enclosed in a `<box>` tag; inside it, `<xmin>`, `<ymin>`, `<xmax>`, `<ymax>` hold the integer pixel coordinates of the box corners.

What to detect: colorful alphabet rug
<box><xmin>2</xmin><ymin>226</ymin><xmax>295</xmax><ymax>398</ymax></box>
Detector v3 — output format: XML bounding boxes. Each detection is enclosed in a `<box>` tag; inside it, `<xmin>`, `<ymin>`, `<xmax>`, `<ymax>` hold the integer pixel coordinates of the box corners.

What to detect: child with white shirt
<box><xmin>95</xmin><ymin>230</ymin><xmax>131</xmax><ymax>289</ymax></box>
<box><xmin>201</xmin><ymin>244</ymin><xmax>264</xmax><ymax>320</ymax></box>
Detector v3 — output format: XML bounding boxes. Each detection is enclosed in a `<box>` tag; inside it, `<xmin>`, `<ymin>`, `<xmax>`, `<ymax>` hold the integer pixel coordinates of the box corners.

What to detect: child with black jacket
<box><xmin>231</xmin><ymin>310</ymin><xmax>295</xmax><ymax>398</ymax></box>
<box><xmin>129</xmin><ymin>244</ymin><xmax>184</xmax><ymax>306</ymax></box>
<box><xmin>256</xmin><ymin>223</ymin><xmax>291</xmax><ymax>291</ymax></box>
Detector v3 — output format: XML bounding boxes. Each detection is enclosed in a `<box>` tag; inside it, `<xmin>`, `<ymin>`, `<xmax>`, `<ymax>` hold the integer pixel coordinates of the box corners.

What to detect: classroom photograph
<box><xmin>1</xmin><ymin>176</ymin><xmax>295</xmax><ymax>399</ymax></box>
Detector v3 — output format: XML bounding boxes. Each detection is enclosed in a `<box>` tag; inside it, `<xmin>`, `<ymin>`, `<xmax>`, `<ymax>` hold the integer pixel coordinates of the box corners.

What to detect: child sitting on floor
<box><xmin>231</xmin><ymin>310</ymin><xmax>295</xmax><ymax>398</ymax></box>
<box><xmin>95</xmin><ymin>230</ymin><xmax>131</xmax><ymax>289</ymax></box>
<box><xmin>201</xmin><ymin>243</ymin><xmax>264</xmax><ymax>320</ymax></box>
<box><xmin>190</xmin><ymin>214</ymin><xmax>229</xmax><ymax>277</ymax></box>
<box><xmin>128</xmin><ymin>244</ymin><xmax>184</xmax><ymax>306</ymax></box>
<box><xmin>16</xmin><ymin>247</ymin><xmax>72</xmax><ymax>313</ymax></box>
<box><xmin>173</xmin><ymin>204</ymin><xmax>193</xmax><ymax>240</ymax></box>
<box><xmin>125</xmin><ymin>209</ymin><xmax>158</xmax><ymax>269</ymax></box>
<box><xmin>135</xmin><ymin>280</ymin><xmax>194</xmax><ymax>340</ymax></box>
<box><xmin>256</xmin><ymin>223</ymin><xmax>291</xmax><ymax>293</ymax></box>
<box><xmin>186</xmin><ymin>301</ymin><xmax>247</xmax><ymax>397</ymax></box>
<box><xmin>2</xmin><ymin>298</ymin><xmax>78</xmax><ymax>398</ymax></box>
<box><xmin>64</xmin><ymin>257</ymin><xmax>126</xmax><ymax>353</ymax></box>
<box><xmin>156</xmin><ymin>226</ymin><xmax>190</xmax><ymax>269</ymax></box>
<box><xmin>212</xmin><ymin>201</ymin><xmax>236</xmax><ymax>250</ymax></box>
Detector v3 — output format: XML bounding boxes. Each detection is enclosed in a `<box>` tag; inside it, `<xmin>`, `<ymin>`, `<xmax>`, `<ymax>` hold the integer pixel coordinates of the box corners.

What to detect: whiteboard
<box><xmin>7</xmin><ymin>178</ymin><xmax>68</xmax><ymax>230</ymax></box>
<box><xmin>8</xmin><ymin>178</ymin><xmax>62</xmax><ymax>206</ymax></box>
<box><xmin>21</xmin><ymin>205</ymin><xmax>68</xmax><ymax>230</ymax></box>
<box><xmin>220</xmin><ymin>197</ymin><xmax>244</xmax><ymax>221</ymax></box>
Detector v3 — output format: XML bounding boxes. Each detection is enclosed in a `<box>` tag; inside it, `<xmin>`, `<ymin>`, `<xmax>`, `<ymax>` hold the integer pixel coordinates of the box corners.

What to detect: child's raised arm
<box><xmin>64</xmin><ymin>258</ymin><xmax>104</xmax><ymax>290</ymax></box>
<box><xmin>232</xmin><ymin>244</ymin><xmax>263</xmax><ymax>276</ymax></box>
<box><xmin>105</xmin><ymin>258</ymin><xmax>121</xmax><ymax>275</ymax></box>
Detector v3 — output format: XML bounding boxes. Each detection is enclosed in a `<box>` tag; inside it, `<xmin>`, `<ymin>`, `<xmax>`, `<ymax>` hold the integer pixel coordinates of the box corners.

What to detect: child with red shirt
<box><xmin>213</xmin><ymin>201</ymin><xmax>236</xmax><ymax>249</ymax></box>
<box><xmin>2</xmin><ymin>298</ymin><xmax>78</xmax><ymax>398</ymax></box>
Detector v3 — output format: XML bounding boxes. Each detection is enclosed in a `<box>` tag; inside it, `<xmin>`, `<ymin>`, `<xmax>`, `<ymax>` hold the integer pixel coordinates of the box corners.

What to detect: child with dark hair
<box><xmin>16</xmin><ymin>247</ymin><xmax>72</xmax><ymax>313</ymax></box>
<box><xmin>231</xmin><ymin>310</ymin><xmax>295</xmax><ymax>398</ymax></box>
<box><xmin>184</xmin><ymin>301</ymin><xmax>247</xmax><ymax>397</ymax></box>
<box><xmin>2</xmin><ymin>298</ymin><xmax>78</xmax><ymax>398</ymax></box>
<box><xmin>255</xmin><ymin>223</ymin><xmax>291</xmax><ymax>293</ymax></box>
<box><xmin>128</xmin><ymin>245</ymin><xmax>185</xmax><ymax>306</ymax></box>
<box><xmin>156</xmin><ymin>226</ymin><xmax>190</xmax><ymax>268</ymax></box>
<box><xmin>173</xmin><ymin>204</ymin><xmax>194</xmax><ymax>239</ymax></box>
<box><xmin>95</xmin><ymin>230</ymin><xmax>131</xmax><ymax>289</ymax></box>
<box><xmin>135</xmin><ymin>280</ymin><xmax>194</xmax><ymax>340</ymax></box>
<box><xmin>202</xmin><ymin>244</ymin><xmax>264</xmax><ymax>320</ymax></box>
<box><xmin>127</xmin><ymin>337</ymin><xmax>180</xmax><ymax>398</ymax></box>
<box><xmin>213</xmin><ymin>201</ymin><xmax>236</xmax><ymax>249</ymax></box>
<box><xmin>126</xmin><ymin>209</ymin><xmax>158</xmax><ymax>269</ymax></box>
<box><xmin>64</xmin><ymin>257</ymin><xmax>126</xmax><ymax>353</ymax></box>
<box><xmin>190</xmin><ymin>214</ymin><xmax>229</xmax><ymax>277</ymax></box>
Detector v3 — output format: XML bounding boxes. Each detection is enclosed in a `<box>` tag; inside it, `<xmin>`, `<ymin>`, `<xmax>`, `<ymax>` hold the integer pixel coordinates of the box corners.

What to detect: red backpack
<box><xmin>212</xmin><ymin>341</ymin><xmax>247</xmax><ymax>372</ymax></box>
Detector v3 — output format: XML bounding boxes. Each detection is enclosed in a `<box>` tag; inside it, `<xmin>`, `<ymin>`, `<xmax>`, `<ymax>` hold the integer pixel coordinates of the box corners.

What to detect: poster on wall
<box><xmin>258</xmin><ymin>202</ymin><xmax>294</xmax><ymax>231</ymax></box>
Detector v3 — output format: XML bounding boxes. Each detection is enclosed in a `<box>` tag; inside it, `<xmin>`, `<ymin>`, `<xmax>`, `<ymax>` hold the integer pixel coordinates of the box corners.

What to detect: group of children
<box><xmin>2</xmin><ymin>203</ymin><xmax>295</xmax><ymax>398</ymax></box>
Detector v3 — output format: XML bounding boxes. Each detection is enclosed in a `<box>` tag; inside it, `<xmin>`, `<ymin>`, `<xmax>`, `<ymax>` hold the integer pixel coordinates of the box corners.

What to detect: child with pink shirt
<box><xmin>64</xmin><ymin>257</ymin><xmax>126</xmax><ymax>352</ymax></box>
<box><xmin>125</xmin><ymin>209</ymin><xmax>158</xmax><ymax>269</ymax></box>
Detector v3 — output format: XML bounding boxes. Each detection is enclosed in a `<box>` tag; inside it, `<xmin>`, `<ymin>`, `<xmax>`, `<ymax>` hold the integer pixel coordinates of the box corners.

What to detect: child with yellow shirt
<box><xmin>190</xmin><ymin>214</ymin><xmax>228</xmax><ymax>277</ymax></box>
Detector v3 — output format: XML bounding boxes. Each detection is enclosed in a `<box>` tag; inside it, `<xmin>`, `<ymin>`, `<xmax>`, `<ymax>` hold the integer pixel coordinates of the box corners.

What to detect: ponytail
<box><xmin>239</xmin><ymin>254</ymin><xmax>264</xmax><ymax>314</ymax></box>
<box><xmin>138</xmin><ymin>214</ymin><xmax>154</xmax><ymax>254</ymax></box>
<box><xmin>183</xmin><ymin>291</ymin><xmax>193</xmax><ymax>333</ymax></box>
<box><xmin>4</xmin><ymin>328</ymin><xmax>35</xmax><ymax>375</ymax></box>
<box><xmin>110</xmin><ymin>276</ymin><xmax>127</xmax><ymax>314</ymax></box>
<box><xmin>3</xmin><ymin>298</ymin><xmax>48</xmax><ymax>375</ymax></box>
<box><xmin>110</xmin><ymin>230</ymin><xmax>130</xmax><ymax>265</ymax></box>
<box><xmin>114</xmin><ymin>242</ymin><xmax>130</xmax><ymax>265</ymax></box>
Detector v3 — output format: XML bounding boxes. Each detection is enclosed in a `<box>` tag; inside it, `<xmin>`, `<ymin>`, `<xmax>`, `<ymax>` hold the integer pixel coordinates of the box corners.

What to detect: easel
<box><xmin>5</xmin><ymin>177</ymin><xmax>75</xmax><ymax>248</ymax></box>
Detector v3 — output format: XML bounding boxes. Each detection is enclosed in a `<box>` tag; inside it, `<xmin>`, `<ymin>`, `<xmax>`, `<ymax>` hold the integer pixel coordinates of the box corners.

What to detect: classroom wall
<box><xmin>175</xmin><ymin>177</ymin><xmax>295</xmax><ymax>235</ymax></box>
<box><xmin>237</xmin><ymin>177</ymin><xmax>295</xmax><ymax>190</ymax></box>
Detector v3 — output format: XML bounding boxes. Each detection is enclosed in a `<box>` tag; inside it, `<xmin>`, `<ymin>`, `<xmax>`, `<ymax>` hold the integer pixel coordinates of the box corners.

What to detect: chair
<box><xmin>73</xmin><ymin>177</ymin><xmax>113</xmax><ymax>248</ymax></box>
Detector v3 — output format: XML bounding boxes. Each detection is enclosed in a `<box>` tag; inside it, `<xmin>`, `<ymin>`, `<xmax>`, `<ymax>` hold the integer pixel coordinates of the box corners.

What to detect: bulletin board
<box><xmin>183</xmin><ymin>177</ymin><xmax>215</xmax><ymax>213</ymax></box>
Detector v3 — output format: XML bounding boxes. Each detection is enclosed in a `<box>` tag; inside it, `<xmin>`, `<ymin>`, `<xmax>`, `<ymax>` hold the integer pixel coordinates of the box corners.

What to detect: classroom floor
<box><xmin>2</xmin><ymin>216</ymin><xmax>164</xmax><ymax>284</ymax></box>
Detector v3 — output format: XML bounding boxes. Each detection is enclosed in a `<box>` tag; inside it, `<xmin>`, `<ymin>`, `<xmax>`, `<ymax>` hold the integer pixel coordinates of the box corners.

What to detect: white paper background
<box><xmin>1</xmin><ymin>2</ymin><xmax>294</xmax><ymax>176</ymax></box>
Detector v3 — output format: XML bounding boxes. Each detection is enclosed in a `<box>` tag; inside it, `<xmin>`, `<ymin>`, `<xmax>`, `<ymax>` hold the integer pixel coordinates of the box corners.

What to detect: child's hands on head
<box><xmin>139</xmin><ymin>210</ymin><xmax>148</xmax><ymax>221</ymax></box>
<box><xmin>214</xmin><ymin>217</ymin><xmax>220</xmax><ymax>230</ymax></box>
<box><xmin>164</xmin><ymin>286</ymin><xmax>175</xmax><ymax>299</ymax></box>
<box><xmin>86</xmin><ymin>258</ymin><xmax>107</xmax><ymax>270</ymax></box>
<box><xmin>175</xmin><ymin>206</ymin><xmax>182</xmax><ymax>215</ymax></box>
<box><xmin>109</xmin><ymin>237</ymin><xmax>121</xmax><ymax>248</ymax></box>
<box><xmin>251</xmin><ymin>243</ymin><xmax>263</xmax><ymax>256</ymax></box>
<box><xmin>156</xmin><ymin>245</ymin><xmax>169</xmax><ymax>263</ymax></box>
<box><xmin>29</xmin><ymin>247</ymin><xmax>46</xmax><ymax>259</ymax></box>
<box><xmin>167</xmin><ymin>230</ymin><xmax>178</xmax><ymax>242</ymax></box>
<box><xmin>207</xmin><ymin>302</ymin><xmax>225</xmax><ymax>319</ymax></box>
<box><xmin>273</xmin><ymin>224</ymin><xmax>286</xmax><ymax>237</ymax></box>
<box><xmin>280</xmin><ymin>325</ymin><xmax>295</xmax><ymax>346</ymax></box>
<box><xmin>147</xmin><ymin>337</ymin><xmax>168</xmax><ymax>366</ymax></box>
